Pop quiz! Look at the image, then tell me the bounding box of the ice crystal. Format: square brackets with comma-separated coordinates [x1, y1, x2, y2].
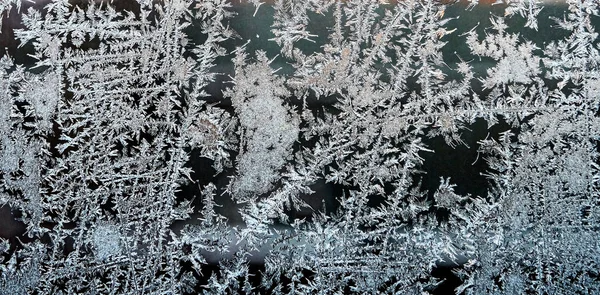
[0, 0, 599, 294]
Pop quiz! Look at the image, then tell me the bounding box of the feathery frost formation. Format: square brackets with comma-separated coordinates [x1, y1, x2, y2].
[0, 0, 599, 294]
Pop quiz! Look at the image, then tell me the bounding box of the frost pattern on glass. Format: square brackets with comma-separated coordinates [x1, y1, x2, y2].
[0, 0, 599, 294]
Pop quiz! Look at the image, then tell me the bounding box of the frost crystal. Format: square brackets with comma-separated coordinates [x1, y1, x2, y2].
[92, 224, 122, 261]
[0, 0, 599, 294]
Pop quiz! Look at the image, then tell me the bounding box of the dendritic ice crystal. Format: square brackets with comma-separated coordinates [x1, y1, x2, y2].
[0, 0, 599, 294]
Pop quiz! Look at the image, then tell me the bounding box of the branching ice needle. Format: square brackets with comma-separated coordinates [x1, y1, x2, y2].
[252, 2, 262, 17]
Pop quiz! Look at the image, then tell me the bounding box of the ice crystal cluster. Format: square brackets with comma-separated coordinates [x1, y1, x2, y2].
[0, 0, 599, 294]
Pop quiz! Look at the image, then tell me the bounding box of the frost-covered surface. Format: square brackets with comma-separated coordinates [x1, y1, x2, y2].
[0, 0, 599, 294]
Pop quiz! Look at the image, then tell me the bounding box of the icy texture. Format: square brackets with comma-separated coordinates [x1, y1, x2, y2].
[0, 0, 599, 294]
